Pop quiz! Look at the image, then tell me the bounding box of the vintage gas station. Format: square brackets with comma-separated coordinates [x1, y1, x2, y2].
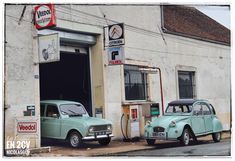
[4, 4, 231, 152]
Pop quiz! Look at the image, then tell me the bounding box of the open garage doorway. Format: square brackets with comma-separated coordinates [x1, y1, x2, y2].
[39, 49, 92, 116]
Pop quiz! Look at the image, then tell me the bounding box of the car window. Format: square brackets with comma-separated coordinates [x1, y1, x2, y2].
[46, 105, 59, 117]
[165, 105, 192, 114]
[193, 104, 203, 115]
[59, 104, 87, 116]
[201, 103, 211, 115]
[40, 104, 45, 117]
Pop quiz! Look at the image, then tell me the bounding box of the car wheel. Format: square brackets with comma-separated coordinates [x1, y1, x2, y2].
[98, 137, 111, 146]
[212, 132, 221, 142]
[69, 131, 82, 148]
[146, 139, 155, 145]
[180, 128, 190, 146]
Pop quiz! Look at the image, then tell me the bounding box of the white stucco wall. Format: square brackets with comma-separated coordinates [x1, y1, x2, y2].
[5, 5, 40, 148]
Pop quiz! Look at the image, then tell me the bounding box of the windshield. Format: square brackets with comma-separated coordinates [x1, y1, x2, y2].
[165, 104, 192, 115]
[59, 104, 87, 117]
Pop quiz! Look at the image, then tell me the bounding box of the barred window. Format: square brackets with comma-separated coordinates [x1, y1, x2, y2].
[124, 65, 148, 100]
[178, 71, 196, 99]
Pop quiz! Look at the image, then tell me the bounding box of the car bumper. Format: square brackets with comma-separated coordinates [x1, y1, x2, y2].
[82, 134, 114, 140]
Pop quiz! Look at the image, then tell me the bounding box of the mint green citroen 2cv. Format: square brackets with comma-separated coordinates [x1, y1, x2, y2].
[145, 99, 223, 146]
[40, 100, 113, 148]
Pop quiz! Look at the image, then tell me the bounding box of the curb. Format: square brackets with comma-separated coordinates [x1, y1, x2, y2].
[29, 146, 51, 155]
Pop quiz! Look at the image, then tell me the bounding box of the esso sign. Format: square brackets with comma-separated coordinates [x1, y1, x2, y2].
[34, 4, 56, 30]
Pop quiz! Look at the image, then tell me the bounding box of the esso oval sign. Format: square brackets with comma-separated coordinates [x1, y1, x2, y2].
[34, 4, 56, 30]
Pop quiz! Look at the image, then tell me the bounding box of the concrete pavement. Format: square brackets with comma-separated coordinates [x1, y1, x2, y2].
[29, 131, 231, 157]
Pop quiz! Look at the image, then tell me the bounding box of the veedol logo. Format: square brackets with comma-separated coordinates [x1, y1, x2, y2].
[35, 5, 52, 28]
[17, 122, 37, 133]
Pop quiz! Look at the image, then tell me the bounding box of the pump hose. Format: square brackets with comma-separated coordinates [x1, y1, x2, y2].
[120, 113, 127, 139]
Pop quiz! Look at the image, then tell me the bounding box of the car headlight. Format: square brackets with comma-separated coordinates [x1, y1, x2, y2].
[169, 121, 176, 127]
[107, 125, 112, 131]
[88, 127, 94, 133]
[146, 120, 152, 127]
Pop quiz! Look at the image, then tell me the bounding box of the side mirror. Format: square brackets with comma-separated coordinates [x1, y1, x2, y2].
[52, 113, 59, 118]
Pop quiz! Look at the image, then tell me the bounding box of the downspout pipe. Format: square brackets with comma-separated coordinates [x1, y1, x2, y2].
[156, 67, 164, 115]
[160, 5, 230, 46]
[136, 65, 165, 115]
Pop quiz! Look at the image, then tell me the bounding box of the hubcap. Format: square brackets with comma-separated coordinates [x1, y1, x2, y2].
[184, 130, 189, 145]
[70, 134, 79, 147]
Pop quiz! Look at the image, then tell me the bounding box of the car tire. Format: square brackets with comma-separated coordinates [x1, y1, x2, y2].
[212, 132, 221, 142]
[146, 139, 155, 145]
[69, 131, 82, 148]
[180, 128, 190, 146]
[98, 137, 111, 146]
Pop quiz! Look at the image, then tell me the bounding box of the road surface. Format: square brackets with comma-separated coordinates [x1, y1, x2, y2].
[109, 139, 231, 157]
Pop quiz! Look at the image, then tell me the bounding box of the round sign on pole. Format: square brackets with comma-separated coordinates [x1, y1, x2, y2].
[34, 4, 56, 30]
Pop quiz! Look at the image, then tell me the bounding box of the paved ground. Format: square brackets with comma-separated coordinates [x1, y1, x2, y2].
[30, 132, 231, 157]
[109, 139, 231, 157]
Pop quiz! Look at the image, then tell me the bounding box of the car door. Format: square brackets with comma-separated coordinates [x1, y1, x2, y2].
[191, 103, 206, 135]
[40, 103, 46, 137]
[201, 103, 213, 133]
[41, 104, 61, 138]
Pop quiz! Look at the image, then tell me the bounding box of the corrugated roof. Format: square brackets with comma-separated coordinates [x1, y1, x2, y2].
[162, 5, 230, 45]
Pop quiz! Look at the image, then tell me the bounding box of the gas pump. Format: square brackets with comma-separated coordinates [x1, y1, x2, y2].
[129, 105, 140, 138]
[150, 103, 160, 118]
[121, 105, 140, 141]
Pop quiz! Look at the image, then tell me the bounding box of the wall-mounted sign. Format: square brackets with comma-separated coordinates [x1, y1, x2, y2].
[108, 47, 125, 65]
[23, 105, 35, 116]
[38, 33, 60, 63]
[34, 4, 56, 30]
[17, 122, 37, 134]
[105, 23, 125, 47]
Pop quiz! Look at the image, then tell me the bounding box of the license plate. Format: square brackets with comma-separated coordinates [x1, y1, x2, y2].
[152, 132, 166, 139]
[95, 131, 106, 135]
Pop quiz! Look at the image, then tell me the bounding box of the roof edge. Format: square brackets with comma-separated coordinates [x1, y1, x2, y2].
[160, 5, 231, 46]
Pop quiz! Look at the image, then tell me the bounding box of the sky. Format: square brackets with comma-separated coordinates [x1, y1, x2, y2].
[194, 6, 230, 29]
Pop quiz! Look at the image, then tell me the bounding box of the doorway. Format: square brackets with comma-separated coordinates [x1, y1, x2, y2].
[39, 50, 92, 115]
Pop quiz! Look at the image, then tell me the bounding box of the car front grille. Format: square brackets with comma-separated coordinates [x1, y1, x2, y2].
[153, 126, 165, 132]
[93, 125, 108, 131]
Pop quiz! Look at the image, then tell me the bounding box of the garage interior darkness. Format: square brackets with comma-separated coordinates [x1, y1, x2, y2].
[39, 51, 92, 116]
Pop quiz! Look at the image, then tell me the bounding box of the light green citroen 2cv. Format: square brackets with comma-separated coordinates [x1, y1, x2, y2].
[145, 99, 223, 146]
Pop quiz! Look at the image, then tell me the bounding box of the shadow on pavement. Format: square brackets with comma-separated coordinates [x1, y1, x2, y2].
[41, 138, 111, 150]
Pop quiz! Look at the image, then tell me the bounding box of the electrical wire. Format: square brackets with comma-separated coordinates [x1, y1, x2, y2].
[5, 5, 230, 50]
[5, 14, 32, 23]
[55, 6, 163, 37]
[6, 13, 229, 60]
[55, 6, 230, 50]
[5, 6, 230, 59]
[125, 46, 230, 59]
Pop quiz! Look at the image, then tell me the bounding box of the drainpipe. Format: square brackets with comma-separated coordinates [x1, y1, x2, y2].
[138, 65, 164, 115]
[156, 67, 164, 115]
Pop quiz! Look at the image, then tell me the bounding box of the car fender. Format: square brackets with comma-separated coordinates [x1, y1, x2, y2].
[60, 121, 87, 139]
[167, 121, 192, 139]
[212, 117, 223, 133]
